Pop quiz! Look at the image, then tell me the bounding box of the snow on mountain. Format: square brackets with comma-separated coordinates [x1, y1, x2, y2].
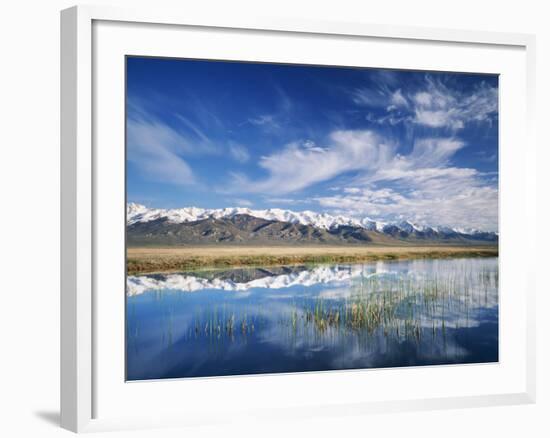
[126, 202, 368, 230]
[126, 203, 496, 236]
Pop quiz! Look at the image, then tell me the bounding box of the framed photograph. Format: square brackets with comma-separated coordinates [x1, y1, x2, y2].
[61, 5, 536, 432]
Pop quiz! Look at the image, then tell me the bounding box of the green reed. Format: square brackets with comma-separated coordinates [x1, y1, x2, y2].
[179, 261, 498, 345]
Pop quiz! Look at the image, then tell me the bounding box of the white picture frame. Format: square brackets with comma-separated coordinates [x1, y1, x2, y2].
[60, 4, 537, 433]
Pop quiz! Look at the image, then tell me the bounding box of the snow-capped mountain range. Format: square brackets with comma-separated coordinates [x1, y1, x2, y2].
[127, 203, 496, 237]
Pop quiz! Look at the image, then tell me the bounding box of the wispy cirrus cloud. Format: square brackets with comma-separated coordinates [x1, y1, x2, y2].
[352, 71, 407, 111]
[228, 130, 396, 194]
[128, 101, 254, 185]
[229, 143, 250, 163]
[127, 116, 197, 186]
[247, 114, 280, 129]
[243, 83, 294, 133]
[228, 132, 466, 197]
[412, 77, 498, 130]
[354, 74, 498, 131]
[388, 89, 409, 109]
[174, 114, 212, 144]
[127, 97, 227, 186]
[352, 87, 393, 108]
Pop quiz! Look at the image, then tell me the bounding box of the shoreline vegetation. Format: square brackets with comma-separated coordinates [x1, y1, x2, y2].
[126, 245, 499, 275]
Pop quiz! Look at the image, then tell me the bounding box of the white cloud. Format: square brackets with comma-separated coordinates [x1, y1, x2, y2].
[354, 74, 498, 131]
[349, 137, 466, 186]
[314, 137, 497, 230]
[247, 114, 280, 130]
[411, 77, 497, 130]
[414, 110, 464, 129]
[127, 118, 195, 185]
[233, 198, 253, 207]
[343, 187, 362, 194]
[413, 91, 432, 106]
[229, 143, 250, 163]
[353, 71, 402, 108]
[245, 86, 294, 132]
[366, 112, 410, 126]
[265, 197, 301, 204]
[408, 138, 464, 166]
[352, 88, 390, 108]
[175, 114, 211, 144]
[390, 89, 409, 108]
[316, 181, 498, 231]
[229, 131, 396, 194]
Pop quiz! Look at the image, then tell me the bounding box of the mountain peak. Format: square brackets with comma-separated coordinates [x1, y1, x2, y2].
[126, 203, 497, 238]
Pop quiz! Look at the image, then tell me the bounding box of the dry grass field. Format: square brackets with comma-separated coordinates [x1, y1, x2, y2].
[127, 245, 499, 275]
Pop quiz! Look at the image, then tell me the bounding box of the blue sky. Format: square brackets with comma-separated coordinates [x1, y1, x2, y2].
[127, 57, 498, 230]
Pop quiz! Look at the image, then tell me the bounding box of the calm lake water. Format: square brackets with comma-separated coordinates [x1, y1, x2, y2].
[126, 257, 498, 380]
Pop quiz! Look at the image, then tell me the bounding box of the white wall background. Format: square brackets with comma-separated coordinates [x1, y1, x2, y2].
[0, 1, 547, 437]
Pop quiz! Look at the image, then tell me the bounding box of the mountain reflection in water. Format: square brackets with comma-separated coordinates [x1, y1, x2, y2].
[126, 257, 498, 380]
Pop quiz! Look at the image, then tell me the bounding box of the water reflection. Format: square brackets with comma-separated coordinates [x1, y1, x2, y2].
[126, 257, 498, 380]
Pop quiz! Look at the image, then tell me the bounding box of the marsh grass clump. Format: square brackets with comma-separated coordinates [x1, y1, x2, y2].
[188, 306, 259, 342]
[301, 287, 400, 335]
[303, 300, 341, 332]
[295, 261, 498, 343]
